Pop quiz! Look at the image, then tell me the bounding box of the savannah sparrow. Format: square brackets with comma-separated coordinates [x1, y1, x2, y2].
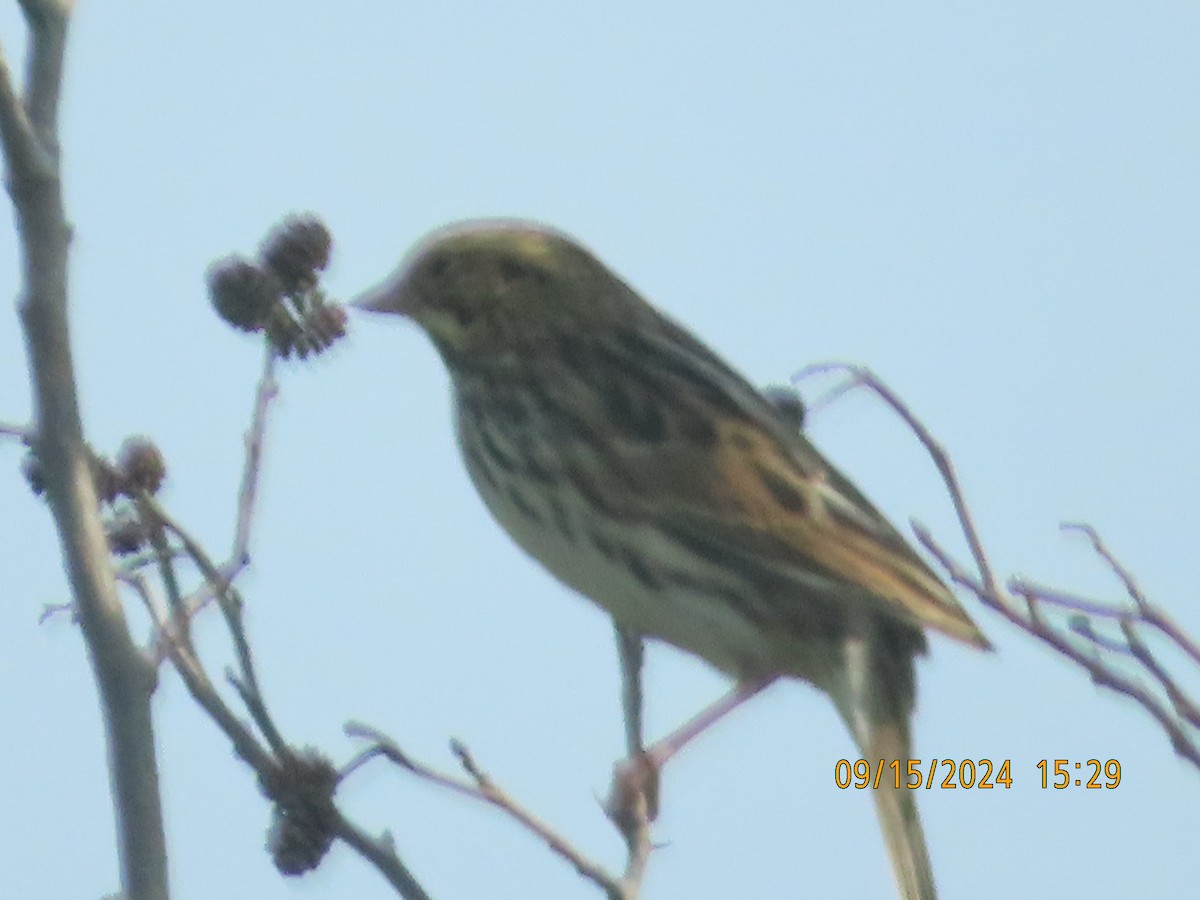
[354, 220, 989, 900]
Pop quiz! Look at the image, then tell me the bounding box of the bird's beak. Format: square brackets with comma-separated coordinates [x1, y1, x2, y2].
[350, 269, 414, 317]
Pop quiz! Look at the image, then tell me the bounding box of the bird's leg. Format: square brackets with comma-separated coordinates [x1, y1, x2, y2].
[607, 674, 778, 823]
[642, 674, 778, 768]
[614, 624, 646, 759]
[607, 624, 654, 843]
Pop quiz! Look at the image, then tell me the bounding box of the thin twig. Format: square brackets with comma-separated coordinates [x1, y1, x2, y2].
[139, 492, 288, 755]
[926, 532, 1200, 772]
[792, 362, 1000, 596]
[148, 559, 244, 664]
[135, 495, 435, 897]
[117, 570, 161, 624]
[155, 607, 279, 777]
[798, 363, 1200, 773]
[142, 354, 276, 665]
[143, 354, 277, 660]
[0, 418, 33, 440]
[1008, 580, 1134, 620]
[137, 571, 285, 803]
[918, 525, 1200, 771]
[615, 784, 651, 896]
[330, 811, 434, 900]
[37, 600, 73, 624]
[1063, 523, 1149, 608]
[1064, 523, 1200, 668]
[1119, 619, 1200, 729]
[134, 495, 189, 646]
[1066, 615, 1135, 655]
[233, 348, 278, 563]
[345, 722, 638, 900]
[147, 570, 436, 898]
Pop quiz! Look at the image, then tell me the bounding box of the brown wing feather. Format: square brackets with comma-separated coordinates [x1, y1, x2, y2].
[558, 312, 990, 650]
[604, 418, 988, 648]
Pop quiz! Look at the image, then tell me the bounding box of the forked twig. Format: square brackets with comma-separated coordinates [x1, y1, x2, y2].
[147, 351, 278, 663]
[793, 361, 1200, 772]
[793, 362, 999, 596]
[344, 722, 650, 900]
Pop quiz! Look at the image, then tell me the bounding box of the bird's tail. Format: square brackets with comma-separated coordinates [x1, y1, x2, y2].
[855, 718, 936, 900]
[829, 631, 937, 900]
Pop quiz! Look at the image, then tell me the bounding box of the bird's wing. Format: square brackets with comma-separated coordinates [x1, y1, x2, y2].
[646, 419, 989, 649]
[554, 316, 989, 650]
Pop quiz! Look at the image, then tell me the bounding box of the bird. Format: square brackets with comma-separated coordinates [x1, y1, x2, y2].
[352, 219, 989, 899]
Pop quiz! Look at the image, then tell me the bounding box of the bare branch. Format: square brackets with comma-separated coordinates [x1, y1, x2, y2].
[148, 557, 244, 664]
[153, 605, 279, 777]
[792, 362, 1000, 596]
[0, 41, 50, 185]
[1008, 581, 1134, 620]
[7, 3, 171, 896]
[793, 363, 1200, 773]
[8, 8, 423, 894]
[139, 491, 289, 754]
[346, 722, 644, 900]
[131, 503, 435, 896]
[1067, 615, 1135, 655]
[330, 812, 434, 900]
[918, 528, 1197, 763]
[17, 1, 72, 143]
[1064, 522, 1200, 668]
[232, 348, 277, 562]
[0, 418, 32, 440]
[1120, 619, 1200, 729]
[134, 495, 190, 646]
[37, 599, 72, 623]
[145, 353, 277, 665]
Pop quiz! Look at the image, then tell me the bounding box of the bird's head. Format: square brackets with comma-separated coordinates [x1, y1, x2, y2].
[353, 220, 635, 366]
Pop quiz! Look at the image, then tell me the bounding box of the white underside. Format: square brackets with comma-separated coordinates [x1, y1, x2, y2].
[458, 450, 849, 683]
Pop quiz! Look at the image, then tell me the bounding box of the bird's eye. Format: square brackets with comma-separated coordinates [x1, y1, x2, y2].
[427, 255, 452, 279]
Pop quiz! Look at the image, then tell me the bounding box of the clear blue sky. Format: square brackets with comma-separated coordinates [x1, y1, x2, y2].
[1, 3, 1197, 898]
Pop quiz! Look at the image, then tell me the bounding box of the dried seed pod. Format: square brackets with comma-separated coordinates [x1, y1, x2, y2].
[208, 256, 284, 332]
[90, 454, 124, 504]
[116, 436, 167, 495]
[261, 215, 333, 295]
[105, 513, 149, 556]
[264, 749, 339, 876]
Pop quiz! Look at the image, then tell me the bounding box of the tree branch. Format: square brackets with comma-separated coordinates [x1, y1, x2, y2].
[7, 4, 170, 898]
[17, 0, 72, 149]
[232, 348, 277, 562]
[345, 722, 650, 900]
[331, 812, 433, 900]
[0, 418, 32, 440]
[793, 362, 1200, 773]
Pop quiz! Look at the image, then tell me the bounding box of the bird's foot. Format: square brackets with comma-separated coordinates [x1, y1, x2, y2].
[606, 749, 661, 829]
